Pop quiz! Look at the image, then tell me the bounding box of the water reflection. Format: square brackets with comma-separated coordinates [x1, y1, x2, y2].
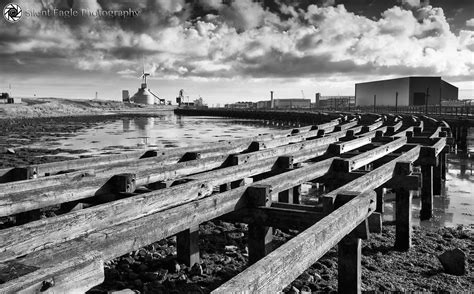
[29, 112, 284, 155]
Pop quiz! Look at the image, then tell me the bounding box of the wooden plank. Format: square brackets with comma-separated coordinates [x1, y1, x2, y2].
[0, 156, 334, 263]
[328, 135, 374, 155]
[332, 137, 407, 172]
[0, 154, 230, 217]
[212, 191, 376, 293]
[253, 129, 344, 150]
[232, 135, 339, 165]
[0, 252, 104, 293]
[360, 120, 384, 132]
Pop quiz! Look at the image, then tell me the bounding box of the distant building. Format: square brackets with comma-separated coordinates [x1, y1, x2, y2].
[355, 77, 458, 106]
[225, 101, 256, 109]
[256, 98, 311, 109]
[312, 96, 355, 109]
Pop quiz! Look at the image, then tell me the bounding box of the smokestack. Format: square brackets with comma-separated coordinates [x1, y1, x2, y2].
[270, 91, 274, 109]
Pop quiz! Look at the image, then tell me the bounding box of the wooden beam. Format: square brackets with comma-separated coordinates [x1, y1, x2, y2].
[0, 252, 104, 293]
[212, 191, 376, 293]
[331, 137, 407, 172]
[322, 145, 420, 212]
[328, 135, 373, 155]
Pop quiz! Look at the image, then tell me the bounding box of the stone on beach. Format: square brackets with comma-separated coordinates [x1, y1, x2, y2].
[437, 248, 467, 276]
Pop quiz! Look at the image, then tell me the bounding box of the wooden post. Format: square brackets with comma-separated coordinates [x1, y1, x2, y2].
[277, 156, 300, 204]
[373, 95, 376, 113]
[335, 192, 364, 294]
[440, 151, 447, 180]
[395, 91, 398, 113]
[338, 236, 361, 294]
[247, 184, 273, 265]
[177, 224, 200, 267]
[368, 212, 382, 233]
[393, 188, 413, 251]
[420, 165, 433, 220]
[374, 187, 385, 214]
[433, 160, 442, 195]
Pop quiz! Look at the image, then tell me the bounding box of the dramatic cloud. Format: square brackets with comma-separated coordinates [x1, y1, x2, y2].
[0, 0, 473, 100]
[467, 18, 474, 27]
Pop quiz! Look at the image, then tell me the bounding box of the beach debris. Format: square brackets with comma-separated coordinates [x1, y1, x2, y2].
[437, 248, 467, 275]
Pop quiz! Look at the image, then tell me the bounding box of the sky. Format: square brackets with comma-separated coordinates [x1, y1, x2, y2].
[0, 0, 473, 105]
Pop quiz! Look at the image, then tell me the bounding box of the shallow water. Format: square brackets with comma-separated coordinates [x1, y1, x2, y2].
[384, 128, 474, 230]
[29, 113, 284, 155]
[30, 113, 473, 229]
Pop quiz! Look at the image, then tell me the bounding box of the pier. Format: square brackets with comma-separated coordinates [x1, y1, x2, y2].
[0, 110, 455, 293]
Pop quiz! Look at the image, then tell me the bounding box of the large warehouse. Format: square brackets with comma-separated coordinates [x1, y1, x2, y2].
[355, 77, 458, 106]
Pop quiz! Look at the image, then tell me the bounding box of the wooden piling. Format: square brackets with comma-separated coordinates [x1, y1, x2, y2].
[247, 185, 273, 265]
[338, 236, 362, 294]
[433, 160, 442, 195]
[394, 188, 413, 251]
[374, 187, 385, 214]
[177, 224, 200, 267]
[420, 165, 433, 220]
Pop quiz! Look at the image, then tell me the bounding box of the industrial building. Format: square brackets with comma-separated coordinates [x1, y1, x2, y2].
[225, 101, 256, 109]
[256, 91, 311, 109]
[355, 77, 458, 107]
[312, 95, 355, 109]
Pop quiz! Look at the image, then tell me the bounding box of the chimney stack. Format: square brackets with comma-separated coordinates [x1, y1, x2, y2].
[270, 91, 274, 109]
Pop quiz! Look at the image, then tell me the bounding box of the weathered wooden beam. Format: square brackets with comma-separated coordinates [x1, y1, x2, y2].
[232, 135, 338, 165]
[0, 154, 229, 217]
[331, 137, 407, 172]
[0, 156, 334, 263]
[0, 252, 104, 293]
[252, 129, 345, 150]
[322, 145, 420, 213]
[328, 135, 373, 155]
[360, 120, 384, 133]
[212, 191, 376, 293]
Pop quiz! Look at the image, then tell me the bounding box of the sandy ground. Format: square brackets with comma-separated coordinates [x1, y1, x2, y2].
[0, 97, 174, 119]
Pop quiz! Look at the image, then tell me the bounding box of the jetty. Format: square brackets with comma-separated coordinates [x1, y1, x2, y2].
[0, 109, 460, 293]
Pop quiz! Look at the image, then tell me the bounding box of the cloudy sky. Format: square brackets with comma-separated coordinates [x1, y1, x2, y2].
[0, 0, 473, 104]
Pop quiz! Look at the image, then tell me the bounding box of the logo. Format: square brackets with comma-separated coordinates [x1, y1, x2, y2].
[4, 3, 22, 23]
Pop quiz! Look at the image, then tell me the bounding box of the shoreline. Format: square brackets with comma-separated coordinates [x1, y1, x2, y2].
[0, 97, 176, 119]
